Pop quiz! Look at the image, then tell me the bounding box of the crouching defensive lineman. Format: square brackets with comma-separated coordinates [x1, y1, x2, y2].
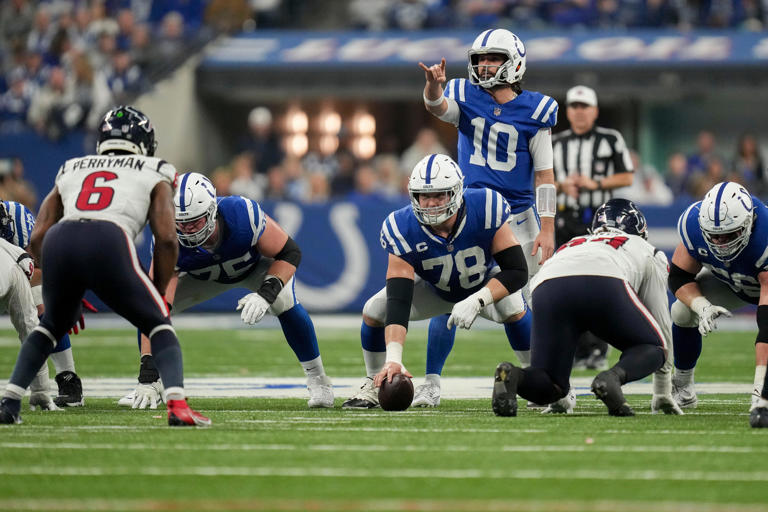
[492, 199, 681, 417]
[343, 153, 529, 408]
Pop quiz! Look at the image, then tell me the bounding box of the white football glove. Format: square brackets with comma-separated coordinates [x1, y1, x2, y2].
[16, 253, 34, 280]
[447, 288, 492, 330]
[132, 381, 163, 409]
[690, 297, 731, 336]
[237, 292, 270, 325]
[651, 394, 684, 415]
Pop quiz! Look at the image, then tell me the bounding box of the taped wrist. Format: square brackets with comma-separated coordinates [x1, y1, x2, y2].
[275, 236, 301, 267]
[535, 183, 556, 218]
[756, 305, 768, 345]
[669, 262, 697, 295]
[257, 275, 284, 305]
[138, 354, 159, 384]
[386, 277, 414, 329]
[492, 245, 529, 293]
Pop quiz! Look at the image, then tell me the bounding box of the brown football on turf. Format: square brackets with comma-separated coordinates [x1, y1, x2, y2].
[378, 373, 414, 411]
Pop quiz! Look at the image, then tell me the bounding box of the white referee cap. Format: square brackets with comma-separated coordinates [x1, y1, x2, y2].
[566, 85, 598, 107]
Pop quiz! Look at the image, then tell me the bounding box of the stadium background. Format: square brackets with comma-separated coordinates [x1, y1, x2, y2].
[2, 0, 768, 313]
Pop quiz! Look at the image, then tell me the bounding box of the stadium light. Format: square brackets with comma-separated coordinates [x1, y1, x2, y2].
[284, 133, 308, 157]
[351, 135, 376, 160]
[351, 111, 375, 136]
[284, 108, 308, 134]
[317, 111, 341, 135]
[319, 134, 339, 155]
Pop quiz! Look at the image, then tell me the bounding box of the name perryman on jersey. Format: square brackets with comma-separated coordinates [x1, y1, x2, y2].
[71, 156, 146, 171]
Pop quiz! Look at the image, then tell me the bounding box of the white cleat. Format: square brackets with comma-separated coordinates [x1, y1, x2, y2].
[342, 377, 379, 409]
[672, 382, 698, 409]
[542, 388, 576, 414]
[651, 394, 684, 415]
[411, 382, 441, 407]
[307, 375, 334, 408]
[29, 392, 61, 411]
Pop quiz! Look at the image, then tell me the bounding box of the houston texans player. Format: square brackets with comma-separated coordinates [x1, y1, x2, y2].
[0, 105, 210, 426]
[1, 200, 84, 409]
[669, 181, 768, 427]
[414, 29, 557, 406]
[118, 172, 334, 410]
[492, 199, 680, 417]
[343, 154, 529, 408]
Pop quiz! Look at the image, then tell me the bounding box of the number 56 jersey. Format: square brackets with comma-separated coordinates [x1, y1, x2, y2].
[55, 154, 177, 240]
[379, 188, 512, 303]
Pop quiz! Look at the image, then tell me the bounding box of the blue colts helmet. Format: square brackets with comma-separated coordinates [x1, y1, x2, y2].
[591, 198, 648, 240]
[97, 105, 157, 157]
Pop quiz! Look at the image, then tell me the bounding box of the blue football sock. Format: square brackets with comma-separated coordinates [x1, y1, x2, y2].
[426, 314, 456, 376]
[279, 304, 320, 362]
[361, 322, 385, 352]
[504, 309, 531, 351]
[51, 332, 71, 353]
[673, 324, 702, 370]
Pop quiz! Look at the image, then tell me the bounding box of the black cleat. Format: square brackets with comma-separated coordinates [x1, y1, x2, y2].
[750, 407, 768, 428]
[492, 362, 521, 417]
[591, 370, 634, 416]
[0, 397, 22, 424]
[53, 371, 84, 407]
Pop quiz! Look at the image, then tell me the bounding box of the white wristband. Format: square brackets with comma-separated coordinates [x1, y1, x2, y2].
[472, 287, 494, 308]
[423, 92, 444, 107]
[385, 342, 403, 365]
[690, 296, 712, 316]
[31, 285, 43, 306]
[535, 183, 556, 218]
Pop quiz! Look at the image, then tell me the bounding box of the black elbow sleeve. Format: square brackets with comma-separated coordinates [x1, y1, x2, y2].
[385, 277, 414, 329]
[668, 262, 697, 295]
[492, 245, 529, 294]
[275, 236, 301, 267]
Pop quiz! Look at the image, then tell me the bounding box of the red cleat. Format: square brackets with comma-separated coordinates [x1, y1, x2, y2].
[167, 399, 212, 427]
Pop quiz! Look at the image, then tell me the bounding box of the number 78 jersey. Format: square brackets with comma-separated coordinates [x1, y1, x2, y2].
[56, 154, 177, 240]
[443, 79, 558, 212]
[380, 188, 511, 303]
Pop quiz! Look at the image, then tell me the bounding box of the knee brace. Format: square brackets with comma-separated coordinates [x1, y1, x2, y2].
[671, 300, 698, 328]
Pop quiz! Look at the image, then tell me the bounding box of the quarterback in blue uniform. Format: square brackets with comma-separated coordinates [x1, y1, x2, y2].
[668, 181, 768, 427]
[0, 200, 82, 409]
[119, 173, 334, 409]
[412, 29, 557, 406]
[343, 154, 529, 408]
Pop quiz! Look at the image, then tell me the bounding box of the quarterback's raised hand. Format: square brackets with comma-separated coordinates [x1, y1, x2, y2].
[419, 58, 447, 85]
[237, 292, 270, 325]
[690, 297, 731, 336]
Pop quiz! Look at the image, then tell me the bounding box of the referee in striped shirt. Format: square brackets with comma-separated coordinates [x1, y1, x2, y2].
[553, 85, 634, 369]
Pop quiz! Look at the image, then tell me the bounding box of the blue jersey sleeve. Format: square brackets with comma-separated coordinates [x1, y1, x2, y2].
[379, 210, 414, 257]
[479, 190, 512, 230]
[526, 92, 558, 129]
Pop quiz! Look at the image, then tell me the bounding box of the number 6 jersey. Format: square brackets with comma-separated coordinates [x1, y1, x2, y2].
[55, 154, 177, 240]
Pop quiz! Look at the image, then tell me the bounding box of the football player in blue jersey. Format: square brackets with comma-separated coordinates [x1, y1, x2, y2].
[118, 173, 334, 409]
[0, 200, 84, 409]
[342, 154, 529, 408]
[412, 29, 557, 406]
[668, 181, 768, 427]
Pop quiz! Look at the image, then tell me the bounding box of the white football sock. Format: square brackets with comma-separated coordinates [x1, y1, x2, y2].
[301, 356, 325, 378]
[515, 350, 531, 367]
[363, 349, 386, 378]
[50, 348, 76, 374]
[424, 373, 441, 386]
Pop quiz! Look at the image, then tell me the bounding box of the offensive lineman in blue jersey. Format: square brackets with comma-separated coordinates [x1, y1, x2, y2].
[0, 200, 84, 409]
[668, 181, 768, 428]
[410, 29, 557, 406]
[118, 173, 335, 409]
[342, 154, 529, 408]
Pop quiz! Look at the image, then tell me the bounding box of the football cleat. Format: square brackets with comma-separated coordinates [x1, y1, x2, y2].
[585, 350, 608, 371]
[492, 361, 522, 417]
[542, 388, 576, 414]
[29, 392, 61, 411]
[307, 375, 334, 408]
[412, 382, 441, 407]
[0, 397, 22, 424]
[750, 407, 768, 428]
[53, 371, 84, 407]
[671, 381, 698, 409]
[591, 370, 634, 416]
[342, 377, 379, 409]
[651, 394, 684, 415]
[167, 399, 211, 427]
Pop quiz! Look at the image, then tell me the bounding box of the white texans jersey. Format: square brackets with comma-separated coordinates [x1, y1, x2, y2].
[531, 229, 672, 346]
[55, 154, 177, 240]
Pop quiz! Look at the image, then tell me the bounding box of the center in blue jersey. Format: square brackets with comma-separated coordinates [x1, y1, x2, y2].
[443, 79, 558, 213]
[678, 195, 768, 303]
[176, 196, 267, 284]
[379, 188, 511, 303]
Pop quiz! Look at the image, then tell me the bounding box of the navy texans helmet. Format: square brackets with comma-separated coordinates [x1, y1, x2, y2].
[97, 105, 157, 156]
[591, 198, 648, 240]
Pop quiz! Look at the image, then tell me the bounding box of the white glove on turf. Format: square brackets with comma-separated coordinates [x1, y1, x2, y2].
[237, 292, 270, 325]
[132, 381, 163, 409]
[447, 287, 493, 330]
[651, 394, 684, 415]
[690, 297, 731, 336]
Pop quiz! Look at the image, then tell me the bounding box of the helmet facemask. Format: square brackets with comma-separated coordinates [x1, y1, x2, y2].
[0, 202, 13, 242]
[468, 51, 515, 89]
[408, 154, 464, 226]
